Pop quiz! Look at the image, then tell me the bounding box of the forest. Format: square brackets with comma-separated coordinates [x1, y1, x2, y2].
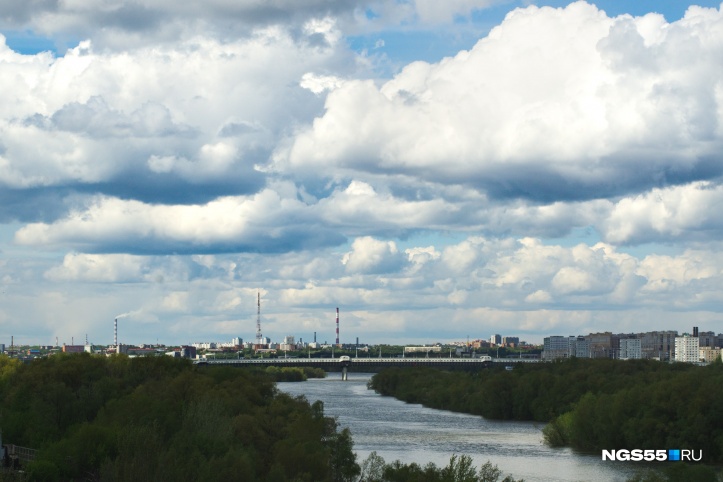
[0, 354, 358, 481]
[368, 358, 723, 466]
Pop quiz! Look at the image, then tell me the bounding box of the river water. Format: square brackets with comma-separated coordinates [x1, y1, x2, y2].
[278, 372, 638, 482]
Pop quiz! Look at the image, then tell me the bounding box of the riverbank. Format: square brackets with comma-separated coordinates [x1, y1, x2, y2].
[366, 360, 723, 480]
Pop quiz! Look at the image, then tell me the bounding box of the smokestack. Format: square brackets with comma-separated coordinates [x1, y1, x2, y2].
[114, 318, 118, 347]
[314, 332, 317, 343]
[336, 307, 339, 346]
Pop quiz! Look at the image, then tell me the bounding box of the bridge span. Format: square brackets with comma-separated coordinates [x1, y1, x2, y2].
[194, 356, 538, 379]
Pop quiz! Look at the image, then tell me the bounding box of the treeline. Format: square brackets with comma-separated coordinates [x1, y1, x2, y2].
[369, 359, 723, 463]
[357, 453, 522, 482]
[0, 354, 355, 481]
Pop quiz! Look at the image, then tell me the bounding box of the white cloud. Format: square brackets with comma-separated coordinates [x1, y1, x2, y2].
[342, 236, 403, 274]
[599, 182, 723, 244]
[44, 253, 148, 282]
[14, 189, 342, 253]
[280, 2, 723, 202]
[0, 28, 348, 193]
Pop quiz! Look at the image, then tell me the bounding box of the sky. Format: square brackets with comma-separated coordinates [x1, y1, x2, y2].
[1, 0, 723, 347]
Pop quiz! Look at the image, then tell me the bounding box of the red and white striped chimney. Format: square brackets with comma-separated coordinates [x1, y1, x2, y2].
[336, 307, 339, 346]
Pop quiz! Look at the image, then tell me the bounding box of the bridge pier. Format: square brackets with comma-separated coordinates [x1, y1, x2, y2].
[341, 366, 348, 381]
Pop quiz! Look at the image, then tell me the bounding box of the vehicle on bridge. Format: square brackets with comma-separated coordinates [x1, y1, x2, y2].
[339, 356, 350, 362]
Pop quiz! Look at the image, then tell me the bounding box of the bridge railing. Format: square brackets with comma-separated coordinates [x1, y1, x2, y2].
[5, 444, 37, 464]
[193, 357, 539, 366]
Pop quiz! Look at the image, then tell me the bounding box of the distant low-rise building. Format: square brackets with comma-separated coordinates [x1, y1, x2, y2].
[404, 346, 442, 355]
[180, 346, 197, 359]
[472, 339, 490, 349]
[126, 348, 158, 357]
[699, 347, 721, 364]
[279, 336, 299, 352]
[62, 344, 85, 353]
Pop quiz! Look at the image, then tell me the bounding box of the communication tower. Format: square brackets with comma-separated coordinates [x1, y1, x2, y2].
[255, 292, 263, 345]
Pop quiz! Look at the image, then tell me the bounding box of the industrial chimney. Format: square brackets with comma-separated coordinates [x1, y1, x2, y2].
[336, 307, 340, 346]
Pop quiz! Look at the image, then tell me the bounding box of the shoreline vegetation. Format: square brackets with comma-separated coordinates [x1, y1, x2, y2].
[0, 353, 523, 482]
[368, 359, 723, 481]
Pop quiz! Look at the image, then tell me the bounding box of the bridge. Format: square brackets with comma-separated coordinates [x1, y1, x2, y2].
[193, 356, 538, 379]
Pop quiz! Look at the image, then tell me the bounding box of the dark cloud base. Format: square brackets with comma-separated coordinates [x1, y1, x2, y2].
[81, 170, 266, 206]
[0, 186, 74, 223]
[82, 228, 347, 256]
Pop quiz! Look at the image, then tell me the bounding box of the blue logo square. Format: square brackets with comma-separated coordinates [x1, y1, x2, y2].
[668, 449, 680, 461]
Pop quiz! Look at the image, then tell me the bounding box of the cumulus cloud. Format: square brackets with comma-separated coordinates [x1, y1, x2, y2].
[0, 27, 347, 208]
[45, 253, 149, 282]
[342, 236, 404, 274]
[598, 181, 723, 244]
[14, 189, 345, 254]
[280, 2, 723, 202]
[0, 0, 510, 51]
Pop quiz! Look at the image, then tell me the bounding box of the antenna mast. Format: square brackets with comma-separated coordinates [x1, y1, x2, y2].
[336, 307, 340, 346]
[255, 292, 263, 345]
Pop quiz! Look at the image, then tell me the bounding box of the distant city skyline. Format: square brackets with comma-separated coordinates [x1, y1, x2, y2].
[2, 1, 723, 346]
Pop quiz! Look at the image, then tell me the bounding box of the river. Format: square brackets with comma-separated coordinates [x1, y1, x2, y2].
[278, 372, 638, 482]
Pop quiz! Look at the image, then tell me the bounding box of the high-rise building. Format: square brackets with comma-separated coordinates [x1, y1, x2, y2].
[699, 331, 716, 348]
[585, 332, 619, 359]
[639, 331, 677, 360]
[675, 334, 700, 363]
[574, 336, 589, 358]
[619, 338, 642, 360]
[490, 334, 501, 345]
[543, 336, 576, 360]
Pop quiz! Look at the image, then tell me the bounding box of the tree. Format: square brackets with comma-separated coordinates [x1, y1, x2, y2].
[441, 455, 477, 482]
[328, 428, 360, 482]
[359, 451, 386, 482]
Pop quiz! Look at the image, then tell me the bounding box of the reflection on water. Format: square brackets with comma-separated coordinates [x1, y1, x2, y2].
[278, 372, 637, 482]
